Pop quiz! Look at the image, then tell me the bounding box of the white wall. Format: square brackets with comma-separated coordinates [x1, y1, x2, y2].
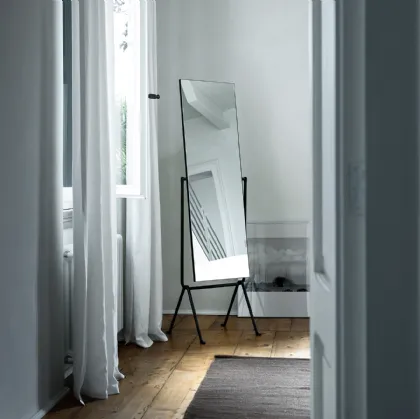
[157, 0, 311, 312]
[0, 1, 65, 418]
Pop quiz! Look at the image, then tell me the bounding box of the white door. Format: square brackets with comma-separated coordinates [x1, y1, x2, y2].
[310, 0, 338, 418]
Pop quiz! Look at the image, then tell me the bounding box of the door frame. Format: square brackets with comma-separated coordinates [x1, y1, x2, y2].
[310, 0, 368, 417]
[330, 0, 367, 417]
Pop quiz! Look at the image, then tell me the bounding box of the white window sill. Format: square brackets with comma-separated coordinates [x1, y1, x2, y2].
[62, 184, 146, 229]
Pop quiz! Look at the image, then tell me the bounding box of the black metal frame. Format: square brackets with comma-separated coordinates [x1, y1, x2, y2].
[166, 177, 261, 344]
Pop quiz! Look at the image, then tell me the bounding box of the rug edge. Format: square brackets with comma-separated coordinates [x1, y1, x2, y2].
[214, 355, 310, 361]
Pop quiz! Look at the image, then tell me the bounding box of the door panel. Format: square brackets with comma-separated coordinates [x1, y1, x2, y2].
[311, 0, 337, 418]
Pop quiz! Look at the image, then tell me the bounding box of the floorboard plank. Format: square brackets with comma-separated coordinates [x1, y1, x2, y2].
[257, 317, 292, 332]
[272, 331, 310, 358]
[187, 330, 242, 355]
[141, 369, 201, 419]
[291, 318, 310, 332]
[175, 315, 218, 331]
[208, 316, 257, 331]
[234, 331, 276, 357]
[162, 314, 185, 331]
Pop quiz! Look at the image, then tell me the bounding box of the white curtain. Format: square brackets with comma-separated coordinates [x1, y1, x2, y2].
[124, 0, 167, 348]
[71, 0, 124, 402]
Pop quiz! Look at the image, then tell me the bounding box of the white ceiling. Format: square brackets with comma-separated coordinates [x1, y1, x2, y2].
[194, 81, 236, 111]
[181, 80, 236, 121]
[182, 100, 202, 120]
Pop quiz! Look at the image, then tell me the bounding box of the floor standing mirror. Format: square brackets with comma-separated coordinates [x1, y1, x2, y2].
[167, 79, 261, 344]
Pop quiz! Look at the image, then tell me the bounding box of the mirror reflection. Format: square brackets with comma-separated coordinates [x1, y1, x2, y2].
[180, 80, 250, 282]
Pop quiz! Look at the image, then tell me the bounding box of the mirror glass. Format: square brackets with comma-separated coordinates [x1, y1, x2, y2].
[180, 79, 250, 282]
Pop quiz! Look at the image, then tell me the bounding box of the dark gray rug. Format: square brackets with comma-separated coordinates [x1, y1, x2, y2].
[184, 356, 310, 419]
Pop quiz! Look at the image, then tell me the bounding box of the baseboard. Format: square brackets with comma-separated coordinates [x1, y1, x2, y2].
[163, 309, 238, 316]
[29, 388, 70, 419]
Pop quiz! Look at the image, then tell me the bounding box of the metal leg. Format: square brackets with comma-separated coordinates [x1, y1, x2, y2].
[167, 287, 185, 335]
[221, 283, 239, 328]
[240, 280, 261, 337]
[186, 287, 206, 344]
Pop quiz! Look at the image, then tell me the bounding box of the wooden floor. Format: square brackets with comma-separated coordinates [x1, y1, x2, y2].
[47, 315, 310, 419]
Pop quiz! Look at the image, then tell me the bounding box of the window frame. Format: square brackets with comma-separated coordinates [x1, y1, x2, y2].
[62, 0, 148, 210]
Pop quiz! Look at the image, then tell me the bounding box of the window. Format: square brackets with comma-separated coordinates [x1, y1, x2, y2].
[62, 0, 147, 207]
[63, 0, 72, 210]
[113, 0, 148, 198]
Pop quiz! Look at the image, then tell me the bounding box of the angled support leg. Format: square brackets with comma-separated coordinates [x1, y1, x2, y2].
[221, 282, 240, 328]
[240, 280, 261, 337]
[167, 287, 185, 335]
[187, 287, 206, 344]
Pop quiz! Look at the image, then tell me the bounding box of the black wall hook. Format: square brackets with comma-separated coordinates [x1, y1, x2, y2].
[148, 93, 160, 99]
